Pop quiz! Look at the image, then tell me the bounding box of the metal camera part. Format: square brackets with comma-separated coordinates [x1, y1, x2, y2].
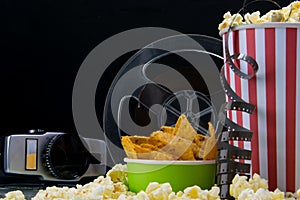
[3, 131, 106, 182]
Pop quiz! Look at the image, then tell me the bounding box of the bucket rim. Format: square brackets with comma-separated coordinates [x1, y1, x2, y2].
[219, 22, 300, 36]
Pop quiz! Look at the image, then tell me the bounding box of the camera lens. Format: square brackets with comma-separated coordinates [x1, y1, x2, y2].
[44, 134, 89, 180]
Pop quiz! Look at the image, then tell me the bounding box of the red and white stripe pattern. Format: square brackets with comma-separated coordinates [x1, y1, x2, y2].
[223, 26, 300, 192]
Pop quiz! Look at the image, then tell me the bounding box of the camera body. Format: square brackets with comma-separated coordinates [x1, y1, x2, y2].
[0, 130, 106, 183]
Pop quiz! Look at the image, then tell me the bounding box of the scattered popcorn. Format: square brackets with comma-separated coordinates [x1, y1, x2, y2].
[180, 185, 220, 200]
[1, 164, 300, 199]
[218, 1, 300, 30]
[230, 174, 286, 200]
[248, 173, 268, 191]
[230, 173, 251, 198]
[145, 182, 173, 200]
[0, 190, 25, 200]
[75, 176, 115, 199]
[32, 186, 77, 200]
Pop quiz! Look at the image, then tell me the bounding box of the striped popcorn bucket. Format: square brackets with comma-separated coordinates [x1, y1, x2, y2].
[220, 23, 300, 192]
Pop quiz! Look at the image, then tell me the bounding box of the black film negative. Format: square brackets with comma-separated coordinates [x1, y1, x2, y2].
[216, 2, 258, 199]
[217, 143, 252, 160]
[220, 131, 253, 142]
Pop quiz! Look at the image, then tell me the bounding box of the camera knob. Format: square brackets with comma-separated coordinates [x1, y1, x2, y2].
[29, 129, 45, 134]
[44, 134, 90, 180]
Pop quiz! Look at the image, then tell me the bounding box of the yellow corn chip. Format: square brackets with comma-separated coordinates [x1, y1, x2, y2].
[161, 126, 175, 135]
[173, 114, 196, 141]
[160, 136, 193, 160]
[149, 131, 174, 148]
[202, 122, 217, 160]
[133, 144, 155, 159]
[121, 136, 137, 159]
[129, 135, 149, 145]
[179, 147, 196, 160]
[140, 143, 159, 151]
[153, 151, 175, 160]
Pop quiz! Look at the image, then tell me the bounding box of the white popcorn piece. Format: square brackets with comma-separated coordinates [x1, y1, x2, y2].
[0, 190, 25, 200]
[249, 173, 268, 192]
[135, 191, 150, 200]
[283, 1, 300, 22]
[244, 11, 262, 24]
[208, 186, 221, 200]
[237, 188, 256, 200]
[255, 188, 273, 199]
[183, 185, 203, 199]
[218, 12, 244, 30]
[145, 182, 173, 200]
[179, 185, 220, 200]
[107, 164, 128, 184]
[117, 193, 127, 200]
[270, 188, 285, 200]
[145, 182, 161, 194]
[230, 174, 251, 198]
[261, 10, 285, 22]
[167, 192, 176, 200]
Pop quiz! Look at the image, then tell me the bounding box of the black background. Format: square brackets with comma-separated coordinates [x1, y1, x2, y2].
[0, 0, 290, 135]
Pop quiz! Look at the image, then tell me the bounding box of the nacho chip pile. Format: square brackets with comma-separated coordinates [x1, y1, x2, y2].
[121, 114, 217, 160]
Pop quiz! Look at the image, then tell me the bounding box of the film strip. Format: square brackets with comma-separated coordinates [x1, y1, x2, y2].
[216, 5, 259, 198]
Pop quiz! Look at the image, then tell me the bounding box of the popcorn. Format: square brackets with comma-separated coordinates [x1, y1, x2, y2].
[76, 176, 115, 199]
[218, 1, 300, 30]
[270, 188, 285, 200]
[1, 168, 299, 199]
[230, 174, 285, 200]
[244, 11, 263, 24]
[230, 173, 251, 198]
[263, 10, 285, 22]
[145, 182, 173, 200]
[107, 164, 128, 184]
[31, 164, 130, 200]
[180, 185, 220, 200]
[32, 186, 77, 200]
[218, 12, 244, 31]
[248, 173, 268, 191]
[0, 190, 25, 200]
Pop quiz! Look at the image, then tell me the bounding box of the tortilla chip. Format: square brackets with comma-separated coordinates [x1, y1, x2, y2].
[121, 136, 137, 159]
[179, 147, 196, 160]
[153, 151, 175, 160]
[133, 144, 156, 159]
[160, 136, 193, 160]
[140, 143, 159, 151]
[173, 114, 196, 141]
[190, 143, 201, 159]
[161, 126, 175, 135]
[202, 122, 217, 160]
[203, 144, 217, 160]
[194, 134, 207, 148]
[149, 131, 174, 147]
[129, 135, 149, 145]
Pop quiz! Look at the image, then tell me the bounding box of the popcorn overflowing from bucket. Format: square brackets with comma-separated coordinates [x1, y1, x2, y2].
[218, 1, 300, 30]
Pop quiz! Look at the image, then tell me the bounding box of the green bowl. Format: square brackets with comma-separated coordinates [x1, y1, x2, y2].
[124, 158, 216, 193]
